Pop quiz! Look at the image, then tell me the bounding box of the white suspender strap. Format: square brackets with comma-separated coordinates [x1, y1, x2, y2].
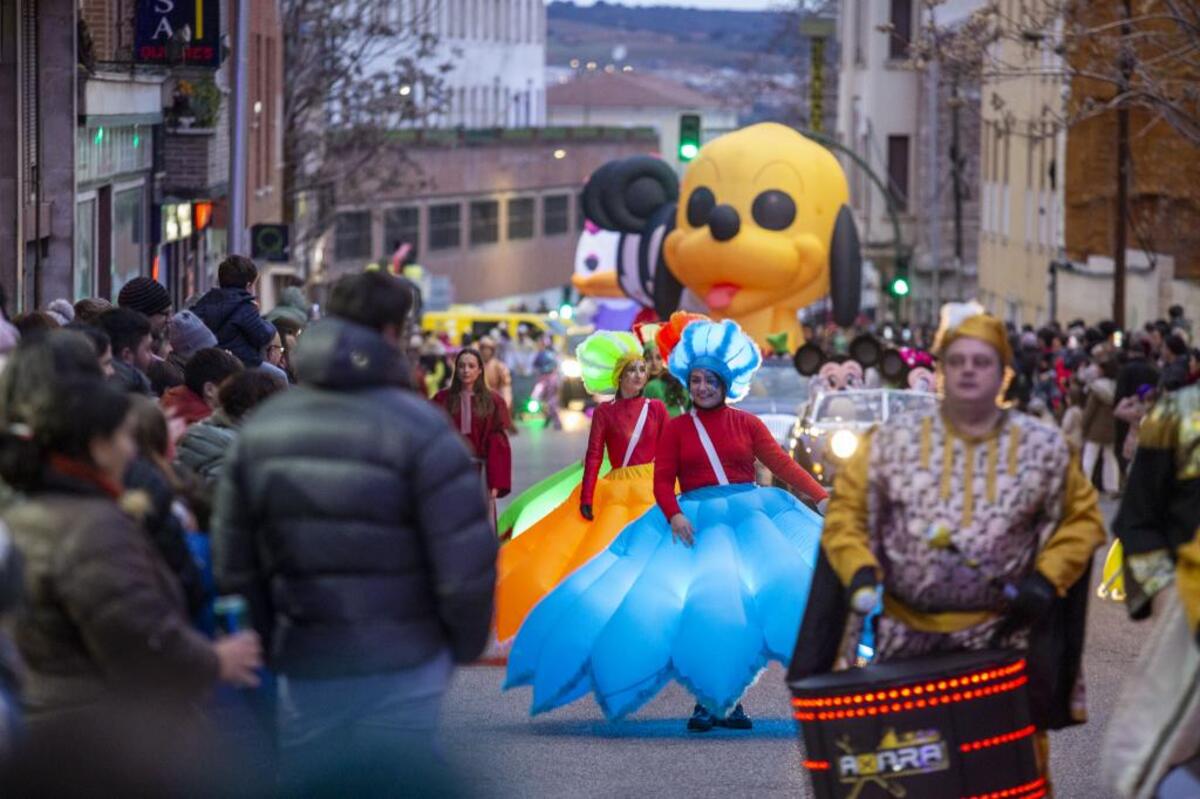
[689, 410, 729, 485]
[620, 400, 651, 468]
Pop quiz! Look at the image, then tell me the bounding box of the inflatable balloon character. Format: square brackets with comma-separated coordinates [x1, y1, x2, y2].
[572, 220, 641, 331]
[581, 123, 862, 349]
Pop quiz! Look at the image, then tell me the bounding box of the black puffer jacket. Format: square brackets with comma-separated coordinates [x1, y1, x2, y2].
[212, 317, 497, 678]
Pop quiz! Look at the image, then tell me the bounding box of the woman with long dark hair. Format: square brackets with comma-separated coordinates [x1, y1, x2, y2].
[0, 376, 262, 723]
[434, 348, 512, 513]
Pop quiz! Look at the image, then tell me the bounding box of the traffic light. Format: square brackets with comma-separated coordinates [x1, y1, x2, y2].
[678, 114, 701, 162]
[889, 275, 910, 297]
[888, 256, 911, 298]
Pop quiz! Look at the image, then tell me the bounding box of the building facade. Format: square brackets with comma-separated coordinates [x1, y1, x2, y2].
[836, 0, 984, 322]
[391, 0, 546, 128]
[976, 0, 1200, 328]
[546, 70, 738, 170]
[321, 128, 657, 305]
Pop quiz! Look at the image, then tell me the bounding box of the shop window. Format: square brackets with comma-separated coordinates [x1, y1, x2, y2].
[544, 194, 570, 236]
[507, 197, 535, 240]
[112, 186, 145, 297]
[469, 200, 499, 246]
[429, 203, 462, 250]
[335, 211, 372, 261]
[75, 198, 97, 300]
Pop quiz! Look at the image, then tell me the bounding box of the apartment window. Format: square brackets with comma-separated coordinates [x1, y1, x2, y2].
[469, 199, 499, 245]
[384, 206, 421, 259]
[335, 211, 372, 260]
[853, 0, 865, 65]
[888, 0, 913, 61]
[544, 194, 570, 236]
[507, 197, 535, 240]
[429, 203, 462, 250]
[886, 135, 910, 211]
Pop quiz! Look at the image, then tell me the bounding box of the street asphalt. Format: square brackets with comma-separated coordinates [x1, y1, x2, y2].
[442, 416, 1141, 798]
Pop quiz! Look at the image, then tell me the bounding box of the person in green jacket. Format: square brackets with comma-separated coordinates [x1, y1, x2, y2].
[640, 338, 689, 417]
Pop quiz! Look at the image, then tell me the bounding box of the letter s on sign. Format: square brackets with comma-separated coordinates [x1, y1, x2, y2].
[154, 0, 174, 13]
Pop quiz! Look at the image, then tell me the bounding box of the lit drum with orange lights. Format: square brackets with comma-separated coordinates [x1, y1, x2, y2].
[789, 650, 1044, 799]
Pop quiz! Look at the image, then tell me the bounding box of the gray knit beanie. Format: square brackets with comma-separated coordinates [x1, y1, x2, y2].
[168, 310, 218, 362]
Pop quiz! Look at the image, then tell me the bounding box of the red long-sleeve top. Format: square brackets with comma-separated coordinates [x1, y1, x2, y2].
[581, 396, 668, 506]
[433, 389, 512, 497]
[653, 404, 828, 520]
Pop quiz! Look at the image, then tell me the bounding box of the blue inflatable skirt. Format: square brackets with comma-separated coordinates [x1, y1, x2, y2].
[505, 483, 822, 719]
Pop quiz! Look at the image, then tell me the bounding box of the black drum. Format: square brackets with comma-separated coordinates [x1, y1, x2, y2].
[789, 650, 1044, 799]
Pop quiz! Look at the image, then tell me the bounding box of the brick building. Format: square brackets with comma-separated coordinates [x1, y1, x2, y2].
[977, 0, 1200, 327]
[0, 0, 282, 310]
[0, 0, 80, 310]
[321, 127, 658, 306]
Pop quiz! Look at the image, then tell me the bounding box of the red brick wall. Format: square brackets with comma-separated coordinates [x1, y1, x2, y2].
[1064, 0, 1200, 280]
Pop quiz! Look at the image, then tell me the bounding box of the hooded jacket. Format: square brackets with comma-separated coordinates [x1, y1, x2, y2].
[212, 317, 497, 678]
[175, 412, 237, 485]
[263, 286, 309, 327]
[191, 287, 276, 367]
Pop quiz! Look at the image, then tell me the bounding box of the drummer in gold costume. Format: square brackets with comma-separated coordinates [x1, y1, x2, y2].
[819, 302, 1106, 785]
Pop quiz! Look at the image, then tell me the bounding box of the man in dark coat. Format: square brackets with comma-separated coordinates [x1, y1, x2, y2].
[212, 271, 496, 790]
[190, 255, 277, 367]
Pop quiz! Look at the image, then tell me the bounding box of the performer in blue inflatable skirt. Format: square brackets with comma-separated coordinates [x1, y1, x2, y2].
[506, 317, 829, 732]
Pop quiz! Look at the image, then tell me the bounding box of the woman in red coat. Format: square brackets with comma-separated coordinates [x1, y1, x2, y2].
[434, 348, 512, 510]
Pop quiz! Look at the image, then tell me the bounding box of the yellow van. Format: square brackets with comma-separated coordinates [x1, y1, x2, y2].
[421, 308, 567, 349]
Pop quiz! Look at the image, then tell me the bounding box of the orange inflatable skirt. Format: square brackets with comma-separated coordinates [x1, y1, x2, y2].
[494, 463, 658, 642]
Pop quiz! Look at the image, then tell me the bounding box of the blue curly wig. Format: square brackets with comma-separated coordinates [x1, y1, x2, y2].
[667, 319, 762, 403]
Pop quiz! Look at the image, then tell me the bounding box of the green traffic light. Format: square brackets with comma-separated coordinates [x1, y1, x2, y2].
[679, 142, 699, 161]
[891, 277, 910, 297]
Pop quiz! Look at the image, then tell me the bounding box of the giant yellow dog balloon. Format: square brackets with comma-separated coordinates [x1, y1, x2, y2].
[579, 123, 862, 349]
[666, 123, 860, 348]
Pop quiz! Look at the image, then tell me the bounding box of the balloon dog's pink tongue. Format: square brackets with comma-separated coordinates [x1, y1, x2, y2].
[705, 283, 739, 310]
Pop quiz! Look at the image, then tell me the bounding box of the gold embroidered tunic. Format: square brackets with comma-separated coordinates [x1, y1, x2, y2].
[823, 408, 1105, 646]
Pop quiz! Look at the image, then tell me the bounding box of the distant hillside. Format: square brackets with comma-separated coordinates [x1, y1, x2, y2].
[547, 1, 804, 73]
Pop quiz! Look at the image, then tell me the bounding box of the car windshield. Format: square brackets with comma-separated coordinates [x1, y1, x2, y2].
[887, 391, 937, 417]
[743, 363, 809, 405]
[811, 391, 884, 425]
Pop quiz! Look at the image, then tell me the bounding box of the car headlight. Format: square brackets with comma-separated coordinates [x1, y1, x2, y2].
[560, 358, 582, 379]
[829, 429, 860, 460]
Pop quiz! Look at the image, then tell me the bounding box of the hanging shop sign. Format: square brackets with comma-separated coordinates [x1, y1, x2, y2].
[135, 0, 221, 68]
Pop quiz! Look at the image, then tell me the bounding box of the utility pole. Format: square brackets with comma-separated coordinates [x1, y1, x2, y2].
[229, 0, 251, 258]
[1113, 0, 1133, 329]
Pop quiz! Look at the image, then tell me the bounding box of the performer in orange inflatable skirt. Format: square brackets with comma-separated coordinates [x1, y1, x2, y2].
[493, 330, 668, 643]
[506, 317, 828, 732]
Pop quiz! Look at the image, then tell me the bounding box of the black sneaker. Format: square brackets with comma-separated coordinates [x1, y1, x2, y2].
[718, 704, 753, 730]
[687, 704, 716, 733]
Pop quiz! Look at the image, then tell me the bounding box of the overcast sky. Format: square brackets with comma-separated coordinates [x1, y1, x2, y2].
[553, 0, 784, 10]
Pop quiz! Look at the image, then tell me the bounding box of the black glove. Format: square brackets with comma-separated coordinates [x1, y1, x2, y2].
[848, 566, 879, 615]
[580, 504, 593, 521]
[1006, 571, 1056, 623]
